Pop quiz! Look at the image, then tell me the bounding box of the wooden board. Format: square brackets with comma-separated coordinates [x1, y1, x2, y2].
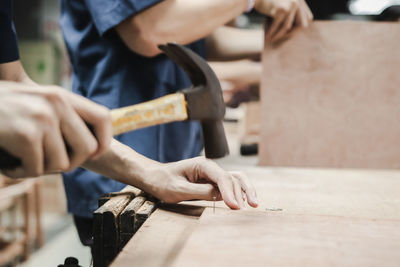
[188, 166, 400, 220]
[172, 208, 400, 267]
[260, 21, 400, 168]
[93, 186, 143, 267]
[112, 204, 204, 267]
[111, 166, 400, 267]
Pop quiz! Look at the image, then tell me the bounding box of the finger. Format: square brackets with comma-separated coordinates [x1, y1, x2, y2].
[302, 0, 314, 20]
[230, 171, 258, 208]
[271, 6, 297, 43]
[189, 158, 239, 209]
[178, 182, 222, 202]
[295, 7, 303, 27]
[297, 4, 309, 28]
[218, 178, 240, 210]
[3, 134, 44, 178]
[233, 178, 245, 209]
[66, 92, 112, 159]
[241, 190, 246, 201]
[60, 106, 98, 170]
[286, 4, 297, 30]
[267, 11, 286, 42]
[42, 126, 69, 172]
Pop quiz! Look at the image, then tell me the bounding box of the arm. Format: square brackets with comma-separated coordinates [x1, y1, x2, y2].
[115, 0, 313, 58]
[210, 60, 261, 87]
[83, 139, 258, 210]
[0, 60, 33, 84]
[115, 0, 249, 57]
[206, 26, 263, 61]
[0, 61, 112, 178]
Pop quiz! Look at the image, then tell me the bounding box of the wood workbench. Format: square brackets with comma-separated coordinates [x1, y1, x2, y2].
[110, 165, 400, 267]
[108, 20, 400, 267]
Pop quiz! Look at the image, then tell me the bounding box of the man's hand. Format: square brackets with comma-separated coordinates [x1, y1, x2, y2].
[255, 0, 313, 43]
[0, 82, 112, 178]
[143, 157, 258, 210]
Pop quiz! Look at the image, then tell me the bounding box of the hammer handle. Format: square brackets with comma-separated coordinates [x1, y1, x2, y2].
[111, 93, 188, 135]
[0, 93, 188, 170]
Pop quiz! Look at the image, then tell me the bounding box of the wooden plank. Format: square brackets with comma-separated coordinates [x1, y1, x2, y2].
[185, 166, 400, 220]
[260, 21, 400, 168]
[0, 180, 35, 202]
[98, 185, 142, 208]
[0, 241, 24, 265]
[111, 166, 400, 267]
[119, 196, 146, 250]
[135, 200, 157, 230]
[93, 185, 142, 267]
[172, 208, 400, 267]
[94, 195, 131, 267]
[92, 210, 103, 267]
[111, 204, 204, 267]
[119, 196, 146, 233]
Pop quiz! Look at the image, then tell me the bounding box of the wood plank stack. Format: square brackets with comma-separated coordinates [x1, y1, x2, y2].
[0, 175, 43, 265]
[93, 186, 157, 267]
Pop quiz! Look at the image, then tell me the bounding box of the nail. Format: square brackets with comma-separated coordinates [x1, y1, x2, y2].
[232, 200, 239, 209]
[251, 195, 258, 205]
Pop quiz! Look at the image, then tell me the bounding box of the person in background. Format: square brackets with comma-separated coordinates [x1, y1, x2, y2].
[60, 0, 312, 249]
[0, 0, 112, 178]
[1, 0, 259, 251]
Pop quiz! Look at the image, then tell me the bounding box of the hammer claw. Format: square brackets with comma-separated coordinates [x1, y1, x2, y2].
[158, 43, 229, 158]
[159, 43, 206, 86]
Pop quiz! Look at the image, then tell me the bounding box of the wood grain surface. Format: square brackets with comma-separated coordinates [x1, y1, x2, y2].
[172, 208, 400, 267]
[260, 21, 400, 168]
[111, 166, 400, 267]
[112, 204, 204, 267]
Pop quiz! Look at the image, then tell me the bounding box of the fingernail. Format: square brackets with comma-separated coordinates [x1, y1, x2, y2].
[232, 200, 240, 209]
[251, 195, 258, 205]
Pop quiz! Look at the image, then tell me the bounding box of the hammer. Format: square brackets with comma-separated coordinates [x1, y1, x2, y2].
[0, 43, 229, 170]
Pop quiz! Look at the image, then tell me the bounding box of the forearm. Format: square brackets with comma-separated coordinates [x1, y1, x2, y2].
[83, 139, 162, 191]
[116, 0, 248, 57]
[206, 26, 263, 61]
[0, 60, 34, 84]
[210, 60, 261, 86]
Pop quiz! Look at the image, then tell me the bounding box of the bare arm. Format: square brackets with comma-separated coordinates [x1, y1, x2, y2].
[206, 26, 263, 61]
[0, 60, 34, 84]
[115, 0, 312, 58]
[83, 139, 258, 210]
[115, 0, 248, 57]
[0, 61, 112, 178]
[210, 60, 261, 87]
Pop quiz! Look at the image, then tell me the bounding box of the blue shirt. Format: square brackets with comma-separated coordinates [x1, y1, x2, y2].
[60, 0, 204, 218]
[0, 0, 19, 63]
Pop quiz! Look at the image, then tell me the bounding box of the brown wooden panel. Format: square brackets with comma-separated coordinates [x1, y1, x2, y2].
[93, 185, 142, 267]
[172, 208, 400, 267]
[111, 166, 400, 267]
[260, 21, 400, 168]
[119, 196, 146, 249]
[111, 204, 204, 267]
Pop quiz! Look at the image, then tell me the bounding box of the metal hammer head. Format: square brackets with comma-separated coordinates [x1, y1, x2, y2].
[158, 43, 229, 159]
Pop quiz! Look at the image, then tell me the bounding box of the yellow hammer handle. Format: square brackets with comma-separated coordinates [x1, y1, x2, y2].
[111, 93, 188, 136]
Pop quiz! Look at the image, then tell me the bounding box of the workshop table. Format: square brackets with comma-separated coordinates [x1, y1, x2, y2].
[110, 165, 400, 267]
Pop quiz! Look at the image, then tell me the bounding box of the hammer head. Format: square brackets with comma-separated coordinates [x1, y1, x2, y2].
[158, 43, 229, 159]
